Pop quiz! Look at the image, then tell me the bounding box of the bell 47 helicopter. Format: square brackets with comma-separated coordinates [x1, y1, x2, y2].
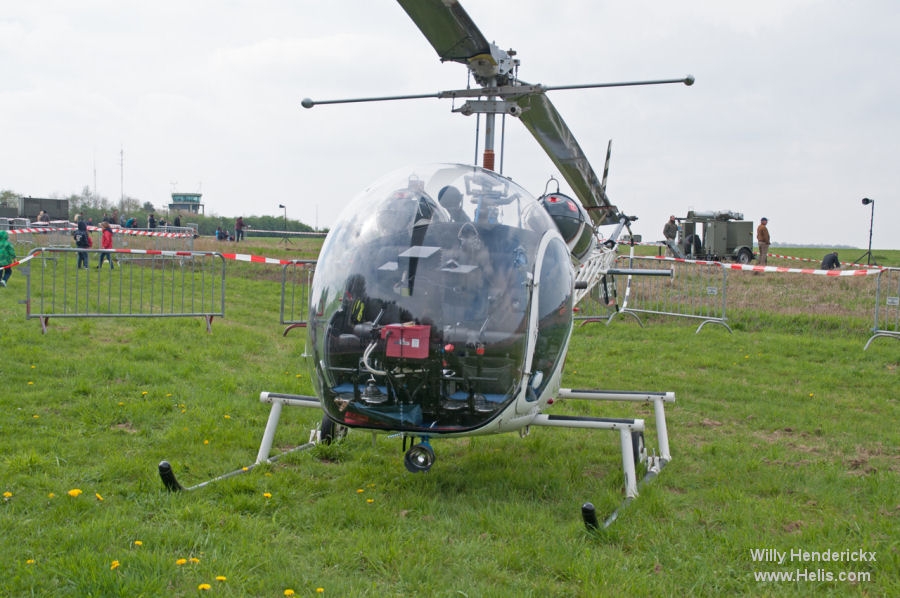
[159, 0, 692, 529]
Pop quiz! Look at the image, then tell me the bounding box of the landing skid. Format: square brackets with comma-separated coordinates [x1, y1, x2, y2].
[157, 389, 674, 530]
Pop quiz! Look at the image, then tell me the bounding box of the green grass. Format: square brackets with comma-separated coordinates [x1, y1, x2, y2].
[1, 238, 898, 597]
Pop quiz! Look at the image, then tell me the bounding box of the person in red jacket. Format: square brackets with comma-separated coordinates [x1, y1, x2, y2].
[98, 221, 115, 270]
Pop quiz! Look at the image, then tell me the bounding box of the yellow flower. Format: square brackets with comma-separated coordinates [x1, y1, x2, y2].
[189, 557, 200, 564]
[203, 439, 209, 445]
[176, 558, 187, 566]
[216, 576, 227, 581]
[68, 489, 83, 497]
[166, 393, 172, 397]
[366, 498, 374, 504]
[31, 364, 36, 369]
[110, 560, 120, 570]
[33, 414, 39, 419]
[284, 590, 296, 597]
[141, 391, 148, 396]
[117, 402, 124, 406]
[95, 493, 104, 501]
[28, 381, 34, 385]
[224, 414, 231, 419]
[317, 589, 325, 594]
[133, 540, 143, 547]
[2, 491, 11, 499]
[198, 583, 211, 591]
[356, 488, 364, 494]
[48, 493, 55, 499]
[26, 559, 35, 565]
[263, 492, 272, 499]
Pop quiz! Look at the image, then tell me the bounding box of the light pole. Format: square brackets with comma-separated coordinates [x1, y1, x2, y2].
[278, 204, 291, 244]
[856, 197, 875, 266]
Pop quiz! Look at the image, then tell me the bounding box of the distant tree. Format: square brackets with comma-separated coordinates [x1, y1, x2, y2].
[0, 189, 20, 207]
[142, 201, 155, 213]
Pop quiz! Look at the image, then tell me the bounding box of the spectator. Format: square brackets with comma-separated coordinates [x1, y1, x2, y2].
[821, 252, 841, 270]
[663, 215, 678, 256]
[756, 217, 770, 266]
[0, 230, 16, 287]
[235, 216, 245, 242]
[73, 221, 92, 268]
[98, 221, 114, 270]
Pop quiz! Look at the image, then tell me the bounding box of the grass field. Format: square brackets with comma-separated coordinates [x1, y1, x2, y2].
[1, 238, 898, 596]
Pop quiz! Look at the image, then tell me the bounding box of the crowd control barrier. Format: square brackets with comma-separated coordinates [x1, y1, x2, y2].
[865, 267, 900, 350]
[23, 248, 225, 333]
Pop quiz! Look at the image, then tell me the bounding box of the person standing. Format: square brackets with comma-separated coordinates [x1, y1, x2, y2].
[0, 230, 16, 287]
[235, 216, 244, 242]
[98, 221, 114, 270]
[663, 215, 678, 256]
[74, 221, 92, 268]
[756, 217, 770, 266]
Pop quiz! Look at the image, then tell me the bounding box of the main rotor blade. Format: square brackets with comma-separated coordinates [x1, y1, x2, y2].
[516, 91, 620, 226]
[396, 0, 491, 64]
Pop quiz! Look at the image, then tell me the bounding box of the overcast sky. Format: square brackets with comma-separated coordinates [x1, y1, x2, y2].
[2, 1, 897, 249]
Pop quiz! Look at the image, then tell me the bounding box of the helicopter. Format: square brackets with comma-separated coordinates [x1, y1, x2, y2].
[159, 0, 691, 529]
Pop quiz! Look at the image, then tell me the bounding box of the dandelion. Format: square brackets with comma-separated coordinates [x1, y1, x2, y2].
[33, 414, 39, 419]
[176, 558, 187, 566]
[317, 588, 325, 594]
[68, 489, 83, 497]
[48, 493, 55, 499]
[242, 467, 249, 472]
[356, 488, 364, 494]
[28, 381, 34, 385]
[31, 364, 36, 369]
[216, 576, 227, 582]
[110, 560, 120, 570]
[203, 439, 209, 445]
[224, 414, 231, 419]
[284, 590, 295, 597]
[141, 391, 148, 396]
[95, 493, 104, 501]
[198, 583, 211, 591]
[118, 401, 124, 406]
[133, 540, 143, 547]
[366, 498, 374, 504]
[166, 393, 172, 397]
[189, 557, 200, 564]
[26, 559, 35, 565]
[263, 492, 272, 499]
[809, 393, 815, 398]
[2, 491, 11, 499]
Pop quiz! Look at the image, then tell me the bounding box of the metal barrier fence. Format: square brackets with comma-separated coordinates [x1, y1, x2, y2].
[24, 248, 225, 333]
[578, 254, 731, 333]
[865, 267, 900, 350]
[280, 261, 315, 335]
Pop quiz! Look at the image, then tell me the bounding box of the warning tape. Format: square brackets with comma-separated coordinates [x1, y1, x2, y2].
[639, 254, 882, 276]
[1, 248, 315, 271]
[6, 225, 192, 238]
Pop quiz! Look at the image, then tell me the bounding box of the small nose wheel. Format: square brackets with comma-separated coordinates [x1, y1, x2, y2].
[404, 440, 435, 473]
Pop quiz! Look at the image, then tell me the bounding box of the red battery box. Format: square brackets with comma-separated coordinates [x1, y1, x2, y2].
[381, 324, 430, 359]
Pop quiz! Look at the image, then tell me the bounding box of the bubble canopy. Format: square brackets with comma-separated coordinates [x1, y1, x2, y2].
[307, 163, 575, 434]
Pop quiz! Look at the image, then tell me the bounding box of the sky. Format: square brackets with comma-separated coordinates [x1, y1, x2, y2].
[2, 1, 898, 249]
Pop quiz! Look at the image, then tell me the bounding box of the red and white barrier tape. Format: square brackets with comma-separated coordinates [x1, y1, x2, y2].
[636, 254, 882, 276]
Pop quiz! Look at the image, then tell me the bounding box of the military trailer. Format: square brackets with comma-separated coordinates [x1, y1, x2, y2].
[670, 210, 754, 263]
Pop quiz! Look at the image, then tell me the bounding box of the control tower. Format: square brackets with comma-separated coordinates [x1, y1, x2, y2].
[169, 192, 205, 214]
